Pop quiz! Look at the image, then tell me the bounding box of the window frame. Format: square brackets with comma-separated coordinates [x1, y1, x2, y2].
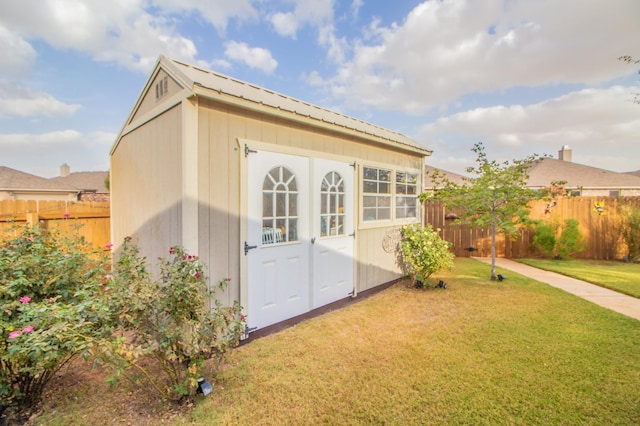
[359, 163, 422, 229]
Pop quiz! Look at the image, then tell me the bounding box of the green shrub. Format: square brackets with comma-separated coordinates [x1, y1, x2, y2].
[103, 238, 243, 401]
[531, 221, 557, 257]
[532, 219, 586, 259]
[0, 222, 111, 419]
[399, 224, 454, 287]
[557, 218, 587, 259]
[619, 204, 640, 261]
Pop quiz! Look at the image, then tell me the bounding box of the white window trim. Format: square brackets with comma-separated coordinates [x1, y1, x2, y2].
[358, 163, 422, 230]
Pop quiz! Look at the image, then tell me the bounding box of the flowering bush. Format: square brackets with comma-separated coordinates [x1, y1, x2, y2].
[0, 222, 111, 417]
[399, 224, 455, 287]
[103, 238, 243, 401]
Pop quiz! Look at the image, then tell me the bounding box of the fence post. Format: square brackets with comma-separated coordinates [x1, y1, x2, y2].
[26, 213, 39, 226]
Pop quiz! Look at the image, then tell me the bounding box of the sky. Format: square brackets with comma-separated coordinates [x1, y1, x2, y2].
[1, 0, 639, 178]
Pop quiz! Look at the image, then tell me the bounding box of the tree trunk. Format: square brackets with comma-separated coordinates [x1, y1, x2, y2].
[490, 223, 497, 280]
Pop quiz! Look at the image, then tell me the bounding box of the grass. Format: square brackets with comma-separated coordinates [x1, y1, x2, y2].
[516, 258, 640, 298]
[36, 258, 640, 425]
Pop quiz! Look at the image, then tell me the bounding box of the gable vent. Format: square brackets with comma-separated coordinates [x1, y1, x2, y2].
[155, 76, 168, 100]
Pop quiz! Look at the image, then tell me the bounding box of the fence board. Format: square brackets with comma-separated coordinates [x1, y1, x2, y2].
[424, 197, 640, 260]
[0, 200, 110, 250]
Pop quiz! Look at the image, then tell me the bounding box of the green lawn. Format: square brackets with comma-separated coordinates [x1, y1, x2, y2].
[38, 258, 640, 425]
[517, 258, 640, 298]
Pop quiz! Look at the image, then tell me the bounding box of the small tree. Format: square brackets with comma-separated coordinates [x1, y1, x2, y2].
[399, 224, 454, 287]
[422, 142, 547, 280]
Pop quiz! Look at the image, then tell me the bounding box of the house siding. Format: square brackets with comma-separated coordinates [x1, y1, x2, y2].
[111, 104, 183, 264]
[194, 97, 422, 303]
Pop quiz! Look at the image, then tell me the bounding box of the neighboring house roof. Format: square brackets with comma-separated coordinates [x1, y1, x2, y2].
[424, 165, 468, 188]
[50, 171, 109, 193]
[527, 158, 640, 190]
[115, 55, 432, 157]
[0, 166, 78, 192]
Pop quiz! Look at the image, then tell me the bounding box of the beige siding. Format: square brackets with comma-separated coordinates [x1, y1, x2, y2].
[111, 105, 183, 265]
[130, 70, 182, 124]
[357, 226, 405, 291]
[196, 98, 421, 300]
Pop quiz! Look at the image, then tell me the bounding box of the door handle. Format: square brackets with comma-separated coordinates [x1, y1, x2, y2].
[311, 237, 316, 244]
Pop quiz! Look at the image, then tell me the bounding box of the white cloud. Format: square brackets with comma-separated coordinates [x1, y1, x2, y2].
[419, 85, 640, 174]
[323, 0, 640, 114]
[268, 0, 345, 63]
[271, 12, 299, 38]
[350, 0, 363, 19]
[224, 41, 278, 74]
[0, 0, 257, 74]
[0, 25, 36, 76]
[0, 80, 81, 117]
[151, 0, 257, 34]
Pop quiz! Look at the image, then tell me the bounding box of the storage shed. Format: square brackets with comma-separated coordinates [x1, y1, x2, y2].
[110, 56, 432, 333]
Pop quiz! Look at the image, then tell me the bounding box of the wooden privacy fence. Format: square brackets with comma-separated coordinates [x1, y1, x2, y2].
[424, 197, 640, 260]
[0, 200, 111, 250]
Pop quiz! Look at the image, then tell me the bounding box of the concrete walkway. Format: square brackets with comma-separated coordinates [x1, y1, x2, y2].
[474, 257, 640, 321]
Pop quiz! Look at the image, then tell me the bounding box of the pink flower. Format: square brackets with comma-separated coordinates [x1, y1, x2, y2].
[194, 272, 202, 279]
[20, 296, 31, 304]
[22, 326, 34, 334]
[104, 274, 113, 281]
[63, 212, 71, 218]
[105, 243, 113, 249]
[8, 330, 21, 339]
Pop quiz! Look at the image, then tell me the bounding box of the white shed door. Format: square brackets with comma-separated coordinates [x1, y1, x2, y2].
[247, 150, 310, 330]
[311, 158, 354, 309]
[246, 150, 355, 330]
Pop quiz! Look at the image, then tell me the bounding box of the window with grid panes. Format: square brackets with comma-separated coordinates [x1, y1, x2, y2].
[262, 166, 298, 244]
[362, 167, 391, 221]
[395, 172, 418, 219]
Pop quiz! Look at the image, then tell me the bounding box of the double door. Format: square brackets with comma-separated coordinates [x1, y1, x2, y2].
[246, 150, 354, 330]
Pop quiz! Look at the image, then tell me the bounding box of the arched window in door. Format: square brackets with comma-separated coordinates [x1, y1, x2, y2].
[320, 171, 345, 237]
[262, 166, 298, 244]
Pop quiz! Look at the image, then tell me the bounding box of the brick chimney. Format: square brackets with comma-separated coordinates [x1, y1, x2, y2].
[558, 145, 572, 162]
[60, 163, 70, 177]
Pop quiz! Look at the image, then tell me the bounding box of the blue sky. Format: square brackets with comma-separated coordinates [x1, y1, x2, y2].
[1, 0, 639, 178]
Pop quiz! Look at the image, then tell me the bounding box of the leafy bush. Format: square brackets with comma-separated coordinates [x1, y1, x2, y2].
[619, 203, 640, 261]
[532, 219, 586, 259]
[103, 238, 243, 401]
[0, 222, 110, 418]
[557, 218, 587, 259]
[399, 224, 454, 287]
[532, 221, 558, 258]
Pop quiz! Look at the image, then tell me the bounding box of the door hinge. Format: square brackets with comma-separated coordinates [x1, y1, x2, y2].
[244, 241, 257, 255]
[244, 144, 257, 157]
[350, 161, 356, 169]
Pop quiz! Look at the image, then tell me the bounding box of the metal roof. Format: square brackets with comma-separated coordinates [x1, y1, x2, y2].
[160, 56, 431, 155]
